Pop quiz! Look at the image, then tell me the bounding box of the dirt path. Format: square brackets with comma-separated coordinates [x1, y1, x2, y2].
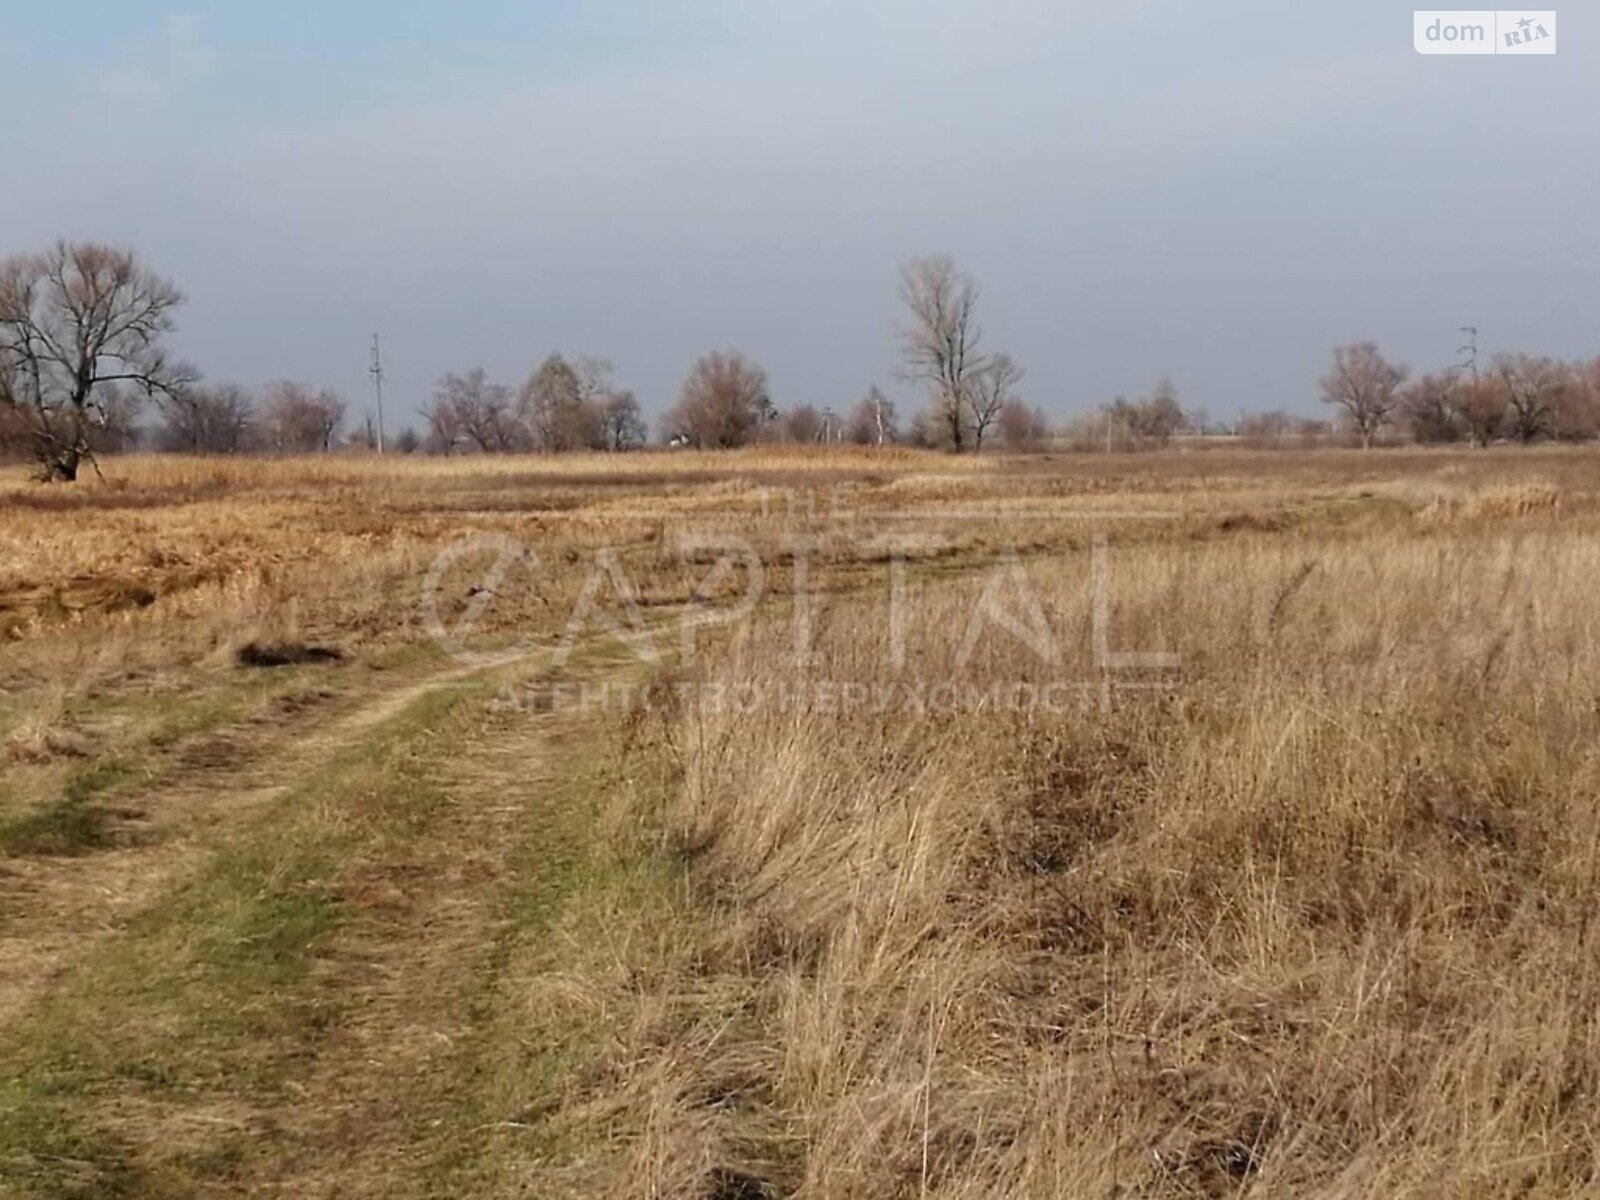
[243, 696, 609, 1197]
[0, 646, 529, 1025]
[0, 635, 667, 1198]
[0, 607, 722, 1198]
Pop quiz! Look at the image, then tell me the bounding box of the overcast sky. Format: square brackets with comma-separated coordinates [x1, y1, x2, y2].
[2, 2, 1594, 428]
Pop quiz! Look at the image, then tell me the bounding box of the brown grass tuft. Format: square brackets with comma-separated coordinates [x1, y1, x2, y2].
[1420, 479, 1562, 524]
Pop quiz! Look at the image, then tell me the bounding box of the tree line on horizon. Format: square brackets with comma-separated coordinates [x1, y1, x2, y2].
[2, 241, 1597, 480]
[1315, 341, 1600, 449]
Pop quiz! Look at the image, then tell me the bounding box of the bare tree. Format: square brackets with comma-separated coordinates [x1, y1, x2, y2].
[521, 354, 604, 452]
[1136, 377, 1186, 444]
[1456, 376, 1508, 447]
[0, 242, 192, 480]
[783, 404, 825, 444]
[1401, 372, 1463, 444]
[967, 353, 1024, 452]
[1570, 358, 1600, 443]
[997, 399, 1050, 450]
[429, 369, 520, 453]
[599, 390, 647, 451]
[566, 355, 645, 450]
[261, 382, 347, 453]
[1320, 342, 1407, 449]
[897, 256, 988, 454]
[1550, 360, 1600, 442]
[846, 386, 898, 446]
[520, 356, 574, 451]
[573, 355, 615, 408]
[664, 351, 773, 448]
[422, 389, 465, 454]
[1097, 379, 1187, 450]
[1493, 354, 1574, 443]
[157, 384, 257, 453]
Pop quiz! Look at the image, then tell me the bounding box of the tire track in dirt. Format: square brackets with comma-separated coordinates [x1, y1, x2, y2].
[0, 646, 531, 1026]
[243, 694, 610, 1198]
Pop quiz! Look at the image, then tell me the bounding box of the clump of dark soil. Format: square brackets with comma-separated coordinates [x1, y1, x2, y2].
[235, 641, 345, 669]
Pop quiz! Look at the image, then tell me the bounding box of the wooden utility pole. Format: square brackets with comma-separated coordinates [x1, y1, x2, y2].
[369, 334, 387, 454]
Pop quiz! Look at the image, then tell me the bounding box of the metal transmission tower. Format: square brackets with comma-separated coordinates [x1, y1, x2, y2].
[1457, 325, 1480, 381]
[369, 334, 387, 454]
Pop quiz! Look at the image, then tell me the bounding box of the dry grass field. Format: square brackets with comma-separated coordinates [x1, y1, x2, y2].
[2, 444, 1599, 1198]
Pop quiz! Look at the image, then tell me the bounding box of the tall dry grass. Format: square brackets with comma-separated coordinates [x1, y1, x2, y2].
[590, 514, 1600, 1197]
